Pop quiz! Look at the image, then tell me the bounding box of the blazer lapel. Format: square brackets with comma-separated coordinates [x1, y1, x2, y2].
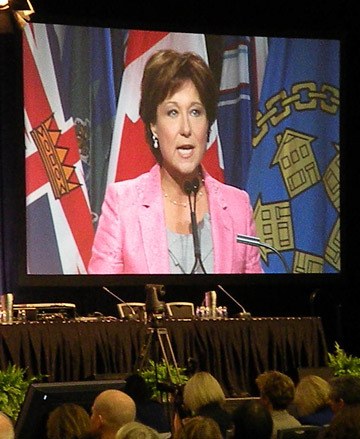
[206, 177, 235, 273]
[138, 165, 170, 274]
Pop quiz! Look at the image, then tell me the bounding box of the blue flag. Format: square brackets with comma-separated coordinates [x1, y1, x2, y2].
[217, 35, 262, 189]
[245, 38, 340, 273]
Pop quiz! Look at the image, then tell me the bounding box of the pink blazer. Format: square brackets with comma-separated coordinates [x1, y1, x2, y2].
[88, 164, 263, 274]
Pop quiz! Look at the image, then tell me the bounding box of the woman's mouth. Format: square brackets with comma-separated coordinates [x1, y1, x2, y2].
[177, 144, 194, 158]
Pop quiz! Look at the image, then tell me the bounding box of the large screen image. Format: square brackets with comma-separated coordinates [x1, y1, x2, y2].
[23, 23, 340, 278]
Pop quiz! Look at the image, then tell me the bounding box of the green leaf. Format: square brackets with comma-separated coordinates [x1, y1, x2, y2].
[0, 364, 44, 421]
[328, 342, 360, 377]
[139, 360, 188, 400]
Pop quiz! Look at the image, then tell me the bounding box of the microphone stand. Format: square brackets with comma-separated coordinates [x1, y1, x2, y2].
[185, 179, 207, 274]
[102, 286, 136, 317]
[217, 284, 251, 318]
[236, 234, 291, 274]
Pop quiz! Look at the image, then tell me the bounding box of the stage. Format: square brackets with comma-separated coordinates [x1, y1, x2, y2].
[0, 316, 328, 395]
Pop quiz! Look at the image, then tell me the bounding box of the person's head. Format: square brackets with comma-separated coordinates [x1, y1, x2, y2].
[173, 416, 222, 439]
[232, 399, 273, 439]
[182, 371, 226, 414]
[46, 403, 91, 439]
[0, 412, 14, 439]
[293, 374, 331, 417]
[123, 373, 152, 403]
[256, 370, 296, 411]
[139, 49, 219, 173]
[90, 389, 136, 438]
[115, 421, 160, 439]
[328, 375, 360, 413]
[322, 404, 360, 439]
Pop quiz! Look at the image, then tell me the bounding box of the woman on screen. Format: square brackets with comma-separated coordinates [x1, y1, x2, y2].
[88, 49, 262, 275]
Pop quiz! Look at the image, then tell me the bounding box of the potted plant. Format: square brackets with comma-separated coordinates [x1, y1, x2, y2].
[0, 364, 42, 421]
[139, 360, 189, 401]
[328, 342, 360, 377]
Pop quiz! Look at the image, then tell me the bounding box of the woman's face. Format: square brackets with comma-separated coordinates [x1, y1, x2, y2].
[150, 80, 209, 179]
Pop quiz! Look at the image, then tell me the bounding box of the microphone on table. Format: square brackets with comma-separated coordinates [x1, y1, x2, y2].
[184, 178, 207, 274]
[102, 286, 136, 319]
[236, 234, 291, 274]
[217, 284, 251, 318]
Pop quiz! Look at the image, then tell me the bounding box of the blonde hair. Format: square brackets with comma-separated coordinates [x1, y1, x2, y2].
[115, 421, 161, 439]
[294, 375, 331, 417]
[182, 372, 226, 413]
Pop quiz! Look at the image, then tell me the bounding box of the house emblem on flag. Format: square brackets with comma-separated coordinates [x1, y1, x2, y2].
[272, 128, 320, 199]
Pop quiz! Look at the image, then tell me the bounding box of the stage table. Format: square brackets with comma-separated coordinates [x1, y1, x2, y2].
[0, 316, 328, 395]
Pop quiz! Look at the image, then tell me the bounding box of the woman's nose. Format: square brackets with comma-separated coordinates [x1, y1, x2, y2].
[180, 114, 191, 137]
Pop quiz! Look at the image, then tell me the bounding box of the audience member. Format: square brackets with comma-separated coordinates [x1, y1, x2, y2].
[232, 399, 273, 439]
[123, 373, 171, 434]
[46, 402, 91, 439]
[171, 386, 192, 437]
[321, 404, 360, 439]
[0, 412, 14, 439]
[115, 421, 161, 439]
[89, 389, 136, 439]
[328, 375, 360, 414]
[256, 370, 301, 439]
[182, 371, 232, 438]
[293, 375, 334, 426]
[173, 416, 222, 439]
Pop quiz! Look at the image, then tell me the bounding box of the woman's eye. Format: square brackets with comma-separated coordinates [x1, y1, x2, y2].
[191, 108, 203, 117]
[167, 109, 178, 117]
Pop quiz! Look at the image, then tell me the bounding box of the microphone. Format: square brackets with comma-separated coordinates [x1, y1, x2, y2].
[102, 286, 136, 318]
[236, 234, 291, 274]
[216, 284, 251, 318]
[184, 178, 207, 274]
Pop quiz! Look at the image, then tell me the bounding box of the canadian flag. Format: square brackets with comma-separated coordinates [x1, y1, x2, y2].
[107, 30, 224, 185]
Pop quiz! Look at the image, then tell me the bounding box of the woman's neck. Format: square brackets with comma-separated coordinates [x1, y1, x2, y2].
[160, 166, 203, 195]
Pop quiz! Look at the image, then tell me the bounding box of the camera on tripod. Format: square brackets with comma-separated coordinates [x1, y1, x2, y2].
[145, 284, 166, 326]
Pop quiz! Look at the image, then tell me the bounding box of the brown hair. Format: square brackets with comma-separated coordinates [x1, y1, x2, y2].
[323, 404, 360, 439]
[256, 371, 295, 410]
[174, 416, 222, 439]
[46, 403, 90, 439]
[139, 49, 219, 162]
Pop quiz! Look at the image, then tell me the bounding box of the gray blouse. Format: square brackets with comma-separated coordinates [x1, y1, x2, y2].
[166, 213, 214, 274]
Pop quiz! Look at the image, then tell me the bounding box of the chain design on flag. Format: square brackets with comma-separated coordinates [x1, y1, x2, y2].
[253, 82, 340, 147]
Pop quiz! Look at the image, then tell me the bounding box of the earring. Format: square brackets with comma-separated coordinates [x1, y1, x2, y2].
[152, 134, 159, 149]
[207, 128, 211, 143]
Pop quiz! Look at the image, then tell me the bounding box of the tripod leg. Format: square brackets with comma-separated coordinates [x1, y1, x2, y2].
[134, 328, 154, 373]
[157, 328, 181, 382]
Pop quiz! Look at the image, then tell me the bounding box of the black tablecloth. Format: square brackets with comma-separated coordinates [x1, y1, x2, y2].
[0, 317, 328, 395]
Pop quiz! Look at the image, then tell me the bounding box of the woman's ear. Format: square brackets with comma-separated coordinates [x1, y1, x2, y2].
[150, 123, 157, 137]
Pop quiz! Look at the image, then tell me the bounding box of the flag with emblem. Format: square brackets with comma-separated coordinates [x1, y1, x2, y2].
[245, 37, 340, 273]
[55, 25, 123, 219]
[24, 23, 95, 274]
[107, 29, 224, 187]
